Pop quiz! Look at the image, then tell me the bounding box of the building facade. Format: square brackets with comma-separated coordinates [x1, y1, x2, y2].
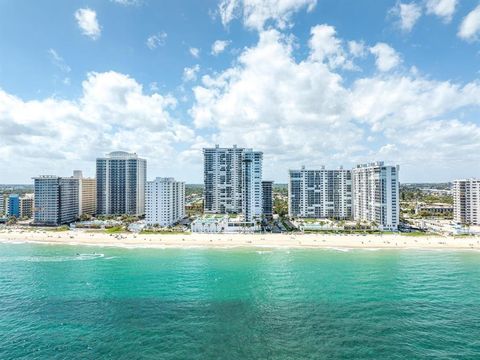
[453, 179, 480, 225]
[20, 194, 34, 218]
[96, 151, 147, 216]
[7, 194, 20, 218]
[33, 176, 79, 226]
[0, 194, 3, 215]
[288, 167, 352, 219]
[145, 177, 185, 227]
[262, 181, 274, 219]
[203, 145, 263, 223]
[352, 162, 400, 231]
[73, 171, 97, 216]
[242, 150, 263, 222]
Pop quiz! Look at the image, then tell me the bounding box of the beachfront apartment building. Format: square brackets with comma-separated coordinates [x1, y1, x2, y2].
[19, 194, 34, 219]
[96, 151, 147, 216]
[7, 194, 20, 218]
[0, 194, 3, 215]
[145, 177, 185, 227]
[33, 176, 79, 226]
[242, 150, 263, 222]
[288, 167, 352, 219]
[352, 162, 400, 231]
[453, 179, 480, 225]
[262, 181, 274, 219]
[203, 145, 264, 223]
[73, 170, 97, 216]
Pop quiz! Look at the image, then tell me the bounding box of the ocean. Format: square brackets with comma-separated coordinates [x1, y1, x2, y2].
[1, 243, 480, 359]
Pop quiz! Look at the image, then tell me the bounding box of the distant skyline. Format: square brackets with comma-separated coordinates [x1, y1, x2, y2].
[1, 0, 480, 183]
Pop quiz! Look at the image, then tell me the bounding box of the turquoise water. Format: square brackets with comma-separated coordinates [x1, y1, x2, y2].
[1, 244, 480, 359]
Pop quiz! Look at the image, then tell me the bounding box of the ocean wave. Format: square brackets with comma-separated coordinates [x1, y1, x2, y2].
[0, 253, 105, 263]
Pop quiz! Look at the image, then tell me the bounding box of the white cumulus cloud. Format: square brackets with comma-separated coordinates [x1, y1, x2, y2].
[0, 71, 194, 181]
[218, 0, 317, 30]
[183, 65, 200, 82]
[370, 43, 402, 72]
[458, 5, 480, 41]
[211, 40, 231, 55]
[390, 2, 422, 32]
[189, 47, 200, 58]
[425, 0, 457, 22]
[74, 8, 101, 40]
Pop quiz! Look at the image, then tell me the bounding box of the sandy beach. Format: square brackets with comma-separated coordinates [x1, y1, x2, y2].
[0, 227, 479, 250]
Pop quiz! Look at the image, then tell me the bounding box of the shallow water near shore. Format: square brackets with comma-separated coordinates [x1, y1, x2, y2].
[1, 243, 480, 359]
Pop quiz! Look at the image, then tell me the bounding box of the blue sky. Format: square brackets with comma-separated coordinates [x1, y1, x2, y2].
[0, 0, 479, 183]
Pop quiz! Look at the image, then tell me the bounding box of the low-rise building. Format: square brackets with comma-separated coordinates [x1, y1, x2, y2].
[191, 215, 260, 233]
[414, 203, 453, 216]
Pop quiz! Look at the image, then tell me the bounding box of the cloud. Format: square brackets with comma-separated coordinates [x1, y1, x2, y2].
[0, 71, 194, 180]
[348, 40, 366, 58]
[309, 24, 355, 69]
[48, 49, 71, 73]
[370, 43, 401, 72]
[111, 0, 141, 5]
[183, 65, 200, 82]
[211, 40, 231, 55]
[189, 47, 200, 58]
[189, 24, 480, 180]
[458, 5, 480, 41]
[390, 2, 422, 32]
[218, 0, 317, 30]
[74, 8, 101, 40]
[425, 0, 457, 22]
[146, 32, 167, 49]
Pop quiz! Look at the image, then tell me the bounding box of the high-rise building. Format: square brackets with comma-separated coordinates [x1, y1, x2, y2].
[73, 171, 97, 216]
[242, 150, 263, 222]
[203, 145, 263, 222]
[453, 179, 480, 225]
[33, 176, 79, 226]
[203, 145, 244, 214]
[96, 151, 147, 216]
[262, 181, 274, 219]
[0, 194, 4, 215]
[19, 194, 34, 219]
[145, 177, 185, 227]
[7, 194, 20, 218]
[288, 167, 352, 219]
[352, 162, 399, 231]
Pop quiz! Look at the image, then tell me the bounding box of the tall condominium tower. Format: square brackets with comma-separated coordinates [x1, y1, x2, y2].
[73, 170, 97, 216]
[203, 145, 263, 222]
[453, 179, 480, 225]
[352, 162, 399, 231]
[145, 177, 185, 227]
[0, 194, 4, 215]
[96, 151, 147, 216]
[242, 150, 263, 222]
[33, 176, 79, 226]
[262, 181, 274, 219]
[203, 145, 244, 214]
[288, 167, 352, 219]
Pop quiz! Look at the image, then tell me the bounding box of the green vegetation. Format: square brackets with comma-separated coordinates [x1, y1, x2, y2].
[274, 197, 288, 217]
[46, 225, 70, 232]
[105, 226, 127, 234]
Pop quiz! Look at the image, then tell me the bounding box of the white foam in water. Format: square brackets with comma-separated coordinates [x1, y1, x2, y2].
[0, 253, 105, 263]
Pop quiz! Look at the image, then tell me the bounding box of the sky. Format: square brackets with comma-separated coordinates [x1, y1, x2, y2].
[0, 0, 479, 184]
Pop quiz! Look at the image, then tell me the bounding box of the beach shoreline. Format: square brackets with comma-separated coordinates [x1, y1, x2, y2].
[0, 228, 479, 250]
